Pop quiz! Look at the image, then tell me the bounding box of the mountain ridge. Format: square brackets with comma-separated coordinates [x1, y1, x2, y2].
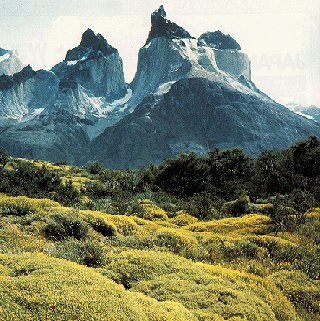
[0, 5, 319, 168]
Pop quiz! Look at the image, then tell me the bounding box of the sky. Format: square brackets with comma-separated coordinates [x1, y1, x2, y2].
[0, 0, 319, 106]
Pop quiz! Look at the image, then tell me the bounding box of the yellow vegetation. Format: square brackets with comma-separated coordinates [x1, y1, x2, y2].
[0, 253, 196, 321]
[0, 193, 318, 320]
[186, 214, 272, 235]
[104, 250, 299, 321]
[140, 199, 169, 221]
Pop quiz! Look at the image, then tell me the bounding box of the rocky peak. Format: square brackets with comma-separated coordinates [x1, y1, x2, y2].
[198, 31, 241, 50]
[0, 48, 10, 57]
[0, 48, 25, 76]
[65, 29, 117, 62]
[146, 5, 194, 44]
[0, 65, 36, 91]
[152, 4, 166, 19]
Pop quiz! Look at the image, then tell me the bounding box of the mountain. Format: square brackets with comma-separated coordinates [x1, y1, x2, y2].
[88, 6, 320, 168]
[129, 5, 257, 109]
[90, 77, 319, 168]
[0, 30, 131, 162]
[286, 103, 320, 122]
[0, 48, 25, 76]
[0, 65, 58, 120]
[0, 6, 320, 167]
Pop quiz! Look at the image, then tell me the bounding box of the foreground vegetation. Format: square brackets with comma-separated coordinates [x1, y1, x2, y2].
[0, 138, 320, 320]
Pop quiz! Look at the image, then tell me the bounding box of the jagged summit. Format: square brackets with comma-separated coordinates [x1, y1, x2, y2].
[0, 65, 36, 91]
[0, 47, 25, 76]
[146, 5, 194, 44]
[0, 48, 10, 57]
[65, 29, 117, 62]
[198, 31, 241, 50]
[154, 4, 166, 18]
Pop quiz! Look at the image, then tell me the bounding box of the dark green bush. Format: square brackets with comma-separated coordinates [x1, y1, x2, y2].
[85, 215, 117, 237]
[54, 180, 81, 206]
[52, 239, 106, 267]
[86, 161, 105, 175]
[221, 196, 250, 217]
[0, 203, 33, 217]
[0, 161, 61, 198]
[42, 212, 89, 241]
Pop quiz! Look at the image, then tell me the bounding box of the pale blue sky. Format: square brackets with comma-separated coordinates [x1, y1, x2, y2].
[0, 0, 319, 106]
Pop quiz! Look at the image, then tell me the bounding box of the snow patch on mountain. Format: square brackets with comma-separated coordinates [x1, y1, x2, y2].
[295, 111, 314, 120]
[155, 81, 176, 95]
[0, 53, 10, 63]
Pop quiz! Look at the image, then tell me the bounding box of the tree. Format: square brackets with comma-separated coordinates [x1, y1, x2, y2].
[207, 148, 253, 200]
[0, 146, 8, 170]
[155, 153, 209, 198]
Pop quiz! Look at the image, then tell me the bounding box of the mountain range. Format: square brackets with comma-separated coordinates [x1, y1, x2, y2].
[0, 5, 319, 168]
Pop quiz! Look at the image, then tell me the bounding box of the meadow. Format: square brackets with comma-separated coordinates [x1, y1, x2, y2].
[0, 139, 320, 320]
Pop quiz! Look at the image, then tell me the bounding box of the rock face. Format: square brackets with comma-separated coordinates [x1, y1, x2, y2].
[0, 48, 25, 76]
[0, 66, 58, 119]
[90, 78, 320, 168]
[0, 109, 90, 164]
[146, 5, 194, 44]
[130, 7, 255, 108]
[52, 29, 126, 103]
[286, 103, 320, 122]
[198, 31, 241, 50]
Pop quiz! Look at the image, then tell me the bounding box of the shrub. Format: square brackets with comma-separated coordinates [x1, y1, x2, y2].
[0, 195, 59, 217]
[0, 160, 61, 198]
[84, 215, 117, 237]
[42, 212, 89, 241]
[0, 253, 194, 320]
[181, 192, 220, 220]
[54, 180, 81, 206]
[153, 228, 199, 258]
[140, 201, 168, 221]
[221, 195, 250, 217]
[0, 202, 33, 217]
[222, 239, 259, 260]
[270, 270, 320, 314]
[86, 161, 105, 175]
[299, 220, 320, 244]
[104, 250, 299, 321]
[171, 212, 199, 226]
[52, 239, 107, 267]
[0, 146, 8, 169]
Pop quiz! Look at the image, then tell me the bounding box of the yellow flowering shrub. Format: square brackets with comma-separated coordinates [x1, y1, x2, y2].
[0, 223, 48, 253]
[270, 270, 320, 316]
[305, 208, 320, 219]
[104, 250, 299, 321]
[140, 200, 169, 221]
[0, 253, 196, 321]
[153, 228, 199, 258]
[0, 195, 60, 216]
[80, 210, 141, 236]
[170, 211, 199, 226]
[186, 214, 272, 235]
[61, 176, 98, 191]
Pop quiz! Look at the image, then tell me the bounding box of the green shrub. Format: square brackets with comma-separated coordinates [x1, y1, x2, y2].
[221, 196, 250, 217]
[42, 212, 89, 241]
[54, 180, 81, 206]
[52, 239, 107, 267]
[84, 215, 117, 237]
[86, 161, 105, 175]
[0, 202, 33, 217]
[222, 239, 259, 260]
